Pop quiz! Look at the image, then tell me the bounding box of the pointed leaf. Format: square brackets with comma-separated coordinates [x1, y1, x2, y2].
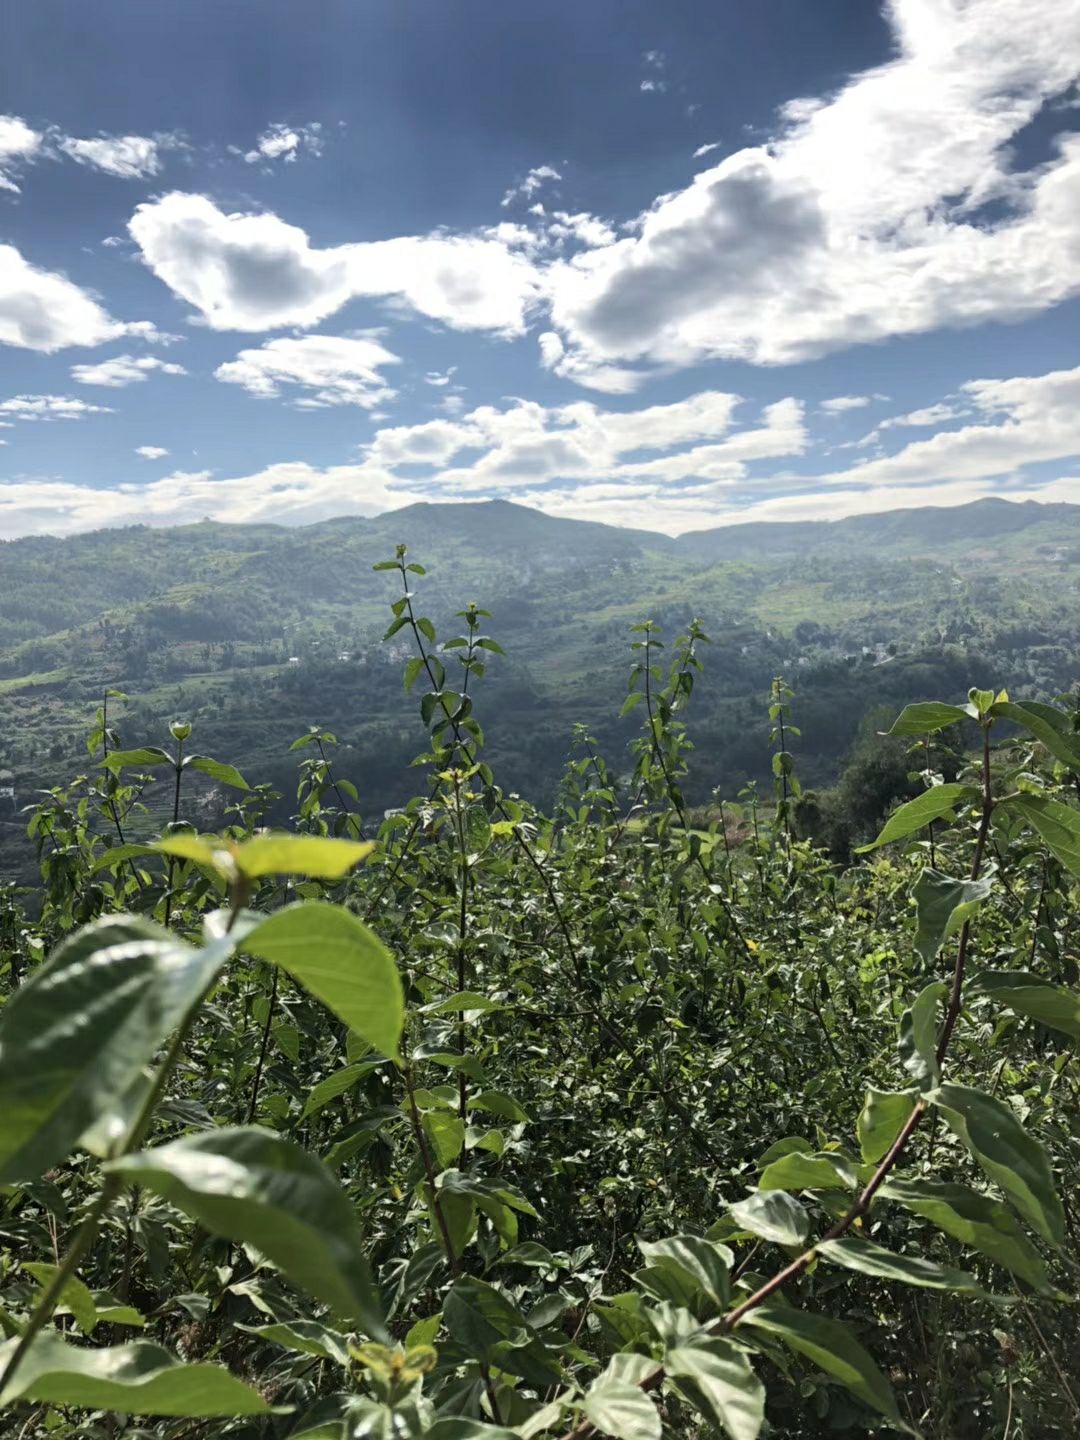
[0, 916, 234, 1182]
[1006, 795, 1080, 879]
[728, 1190, 810, 1247]
[928, 1084, 1065, 1248]
[234, 833, 373, 879]
[856, 784, 976, 853]
[912, 869, 992, 964]
[636, 1234, 731, 1312]
[583, 1380, 661, 1440]
[243, 902, 403, 1061]
[897, 981, 946, 1091]
[0, 1334, 275, 1415]
[107, 1127, 387, 1339]
[971, 971, 1080, 1040]
[818, 1236, 996, 1296]
[740, 1304, 903, 1426]
[857, 1088, 917, 1164]
[993, 701, 1080, 772]
[666, 1336, 765, 1440]
[757, 1151, 856, 1192]
[237, 1320, 350, 1366]
[186, 755, 250, 790]
[23, 1263, 98, 1335]
[879, 1179, 1050, 1291]
[102, 747, 172, 770]
[887, 702, 969, 736]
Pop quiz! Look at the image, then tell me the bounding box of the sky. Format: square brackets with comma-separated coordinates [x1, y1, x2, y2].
[0, 0, 1078, 539]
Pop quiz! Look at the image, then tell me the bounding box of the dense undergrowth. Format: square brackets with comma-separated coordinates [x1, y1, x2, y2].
[0, 546, 1078, 1439]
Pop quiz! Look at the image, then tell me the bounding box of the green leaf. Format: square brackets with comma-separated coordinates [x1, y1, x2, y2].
[728, 1190, 810, 1247]
[666, 1336, 765, 1440]
[970, 970, 1080, 1040]
[583, 1380, 661, 1440]
[857, 1088, 917, 1164]
[740, 1304, 903, 1427]
[993, 701, 1080, 772]
[897, 980, 946, 1091]
[818, 1236, 995, 1296]
[443, 1276, 523, 1358]
[23, 1263, 98, 1335]
[757, 1151, 856, 1192]
[244, 902, 403, 1061]
[928, 1083, 1065, 1248]
[237, 1320, 350, 1365]
[234, 833, 374, 879]
[879, 1178, 1050, 1291]
[1004, 795, 1080, 879]
[465, 1090, 529, 1123]
[101, 746, 172, 770]
[423, 1111, 466, 1170]
[887, 702, 970, 736]
[636, 1235, 731, 1312]
[464, 806, 492, 856]
[0, 916, 234, 1182]
[422, 991, 503, 1017]
[911, 869, 992, 964]
[107, 1127, 387, 1339]
[186, 755, 250, 790]
[0, 1334, 275, 1415]
[856, 784, 976, 853]
[301, 1061, 382, 1119]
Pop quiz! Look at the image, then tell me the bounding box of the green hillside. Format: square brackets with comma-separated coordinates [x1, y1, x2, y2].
[1, 496, 1078, 880]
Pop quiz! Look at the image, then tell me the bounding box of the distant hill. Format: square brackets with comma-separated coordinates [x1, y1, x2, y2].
[0, 494, 1077, 883]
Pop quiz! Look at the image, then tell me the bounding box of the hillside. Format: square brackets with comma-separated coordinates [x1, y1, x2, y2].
[1, 495, 1078, 879]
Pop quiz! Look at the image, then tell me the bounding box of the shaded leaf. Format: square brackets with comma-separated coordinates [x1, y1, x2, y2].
[856, 784, 976, 853]
[897, 981, 946, 1091]
[1006, 795, 1080, 879]
[666, 1336, 765, 1440]
[107, 1127, 387, 1339]
[911, 869, 992, 964]
[972, 971, 1080, 1040]
[818, 1236, 996, 1296]
[728, 1190, 810, 1247]
[757, 1151, 856, 1192]
[583, 1380, 661, 1440]
[857, 1088, 917, 1164]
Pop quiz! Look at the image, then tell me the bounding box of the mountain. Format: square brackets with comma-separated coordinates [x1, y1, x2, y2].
[1, 496, 1078, 881]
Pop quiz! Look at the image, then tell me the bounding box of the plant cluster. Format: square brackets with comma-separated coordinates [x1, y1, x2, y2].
[0, 548, 1077, 1439]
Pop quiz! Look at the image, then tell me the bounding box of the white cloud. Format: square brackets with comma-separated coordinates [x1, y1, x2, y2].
[135, 445, 169, 459]
[0, 115, 42, 192]
[544, 212, 617, 248]
[214, 334, 400, 408]
[0, 394, 113, 420]
[502, 164, 562, 207]
[546, 0, 1080, 374]
[424, 367, 457, 387]
[0, 243, 156, 352]
[58, 133, 170, 179]
[820, 364, 1080, 491]
[820, 394, 875, 415]
[129, 191, 543, 335]
[692, 141, 721, 159]
[72, 354, 187, 386]
[878, 402, 964, 430]
[1, 367, 1076, 538]
[244, 122, 324, 165]
[640, 50, 668, 93]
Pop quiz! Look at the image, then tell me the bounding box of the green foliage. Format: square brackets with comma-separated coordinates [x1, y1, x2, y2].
[0, 547, 1076, 1440]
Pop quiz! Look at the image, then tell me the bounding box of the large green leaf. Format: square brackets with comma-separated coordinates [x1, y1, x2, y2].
[757, 1151, 856, 1192]
[107, 1127, 387, 1339]
[856, 784, 976, 854]
[637, 1235, 731, 1312]
[666, 1336, 765, 1440]
[1006, 795, 1080, 879]
[878, 1179, 1049, 1291]
[740, 1304, 903, 1427]
[235, 833, 373, 879]
[186, 754, 250, 790]
[427, 1422, 521, 1440]
[443, 1277, 560, 1387]
[302, 1060, 384, 1119]
[993, 701, 1080, 772]
[0, 916, 234, 1182]
[971, 971, 1080, 1040]
[102, 746, 172, 770]
[243, 902, 403, 1061]
[887, 702, 970, 736]
[857, 1087, 917, 1164]
[23, 1263, 98, 1335]
[818, 1236, 995, 1296]
[728, 1190, 810, 1247]
[911, 869, 992, 964]
[583, 1379, 661, 1440]
[897, 981, 946, 1091]
[237, 1320, 350, 1365]
[0, 1334, 274, 1415]
[928, 1084, 1065, 1248]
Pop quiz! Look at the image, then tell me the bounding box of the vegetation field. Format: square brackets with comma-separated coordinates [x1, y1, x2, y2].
[0, 530, 1077, 1439]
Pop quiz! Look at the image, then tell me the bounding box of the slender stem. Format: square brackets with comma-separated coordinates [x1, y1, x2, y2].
[163, 735, 185, 928]
[246, 963, 280, 1126]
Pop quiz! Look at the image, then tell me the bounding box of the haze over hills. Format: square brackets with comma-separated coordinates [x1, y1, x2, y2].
[0, 495, 1078, 880]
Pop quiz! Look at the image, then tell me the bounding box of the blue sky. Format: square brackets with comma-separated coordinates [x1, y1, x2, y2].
[0, 0, 1078, 537]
